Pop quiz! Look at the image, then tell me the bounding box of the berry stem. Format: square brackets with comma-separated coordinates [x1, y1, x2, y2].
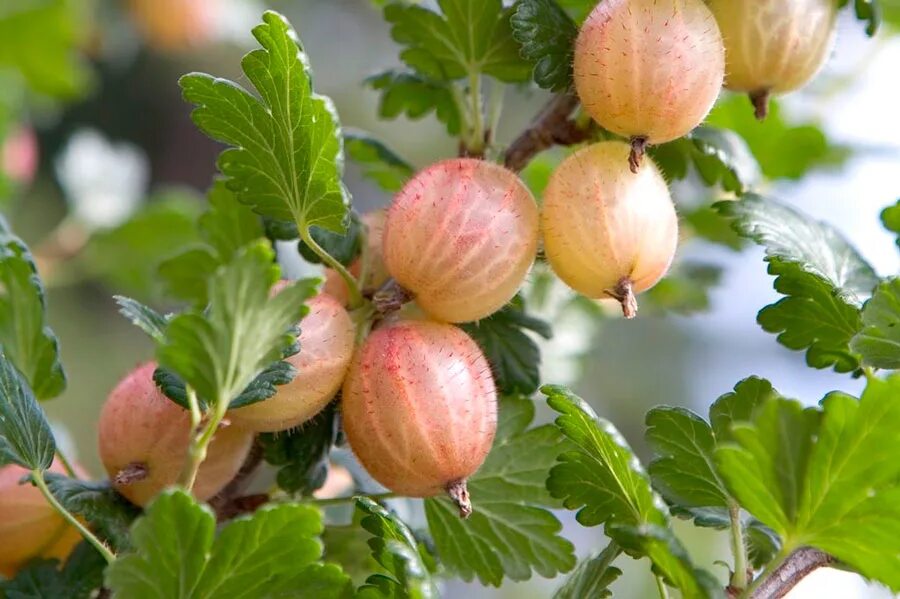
[178, 389, 228, 492]
[607, 278, 638, 319]
[55, 447, 78, 479]
[655, 575, 671, 599]
[749, 89, 770, 121]
[31, 468, 116, 564]
[628, 136, 648, 174]
[298, 224, 364, 309]
[729, 501, 749, 592]
[446, 479, 472, 519]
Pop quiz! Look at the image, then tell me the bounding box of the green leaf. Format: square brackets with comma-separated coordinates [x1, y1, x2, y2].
[0, 542, 106, 599]
[0, 0, 91, 98]
[114, 296, 169, 343]
[682, 207, 744, 251]
[706, 95, 848, 180]
[367, 70, 462, 135]
[158, 248, 219, 306]
[322, 522, 381, 587]
[384, 0, 531, 82]
[837, 0, 881, 36]
[510, 0, 578, 91]
[554, 0, 595, 23]
[0, 350, 55, 470]
[0, 217, 66, 400]
[851, 277, 900, 369]
[258, 403, 338, 494]
[708, 376, 777, 444]
[106, 489, 352, 598]
[357, 497, 438, 599]
[180, 11, 348, 233]
[880, 199, 900, 249]
[643, 262, 723, 316]
[157, 241, 317, 406]
[460, 296, 551, 396]
[652, 127, 759, 195]
[297, 213, 362, 267]
[717, 194, 879, 372]
[344, 130, 415, 193]
[646, 407, 729, 509]
[42, 473, 141, 551]
[544, 386, 719, 598]
[424, 395, 575, 586]
[84, 192, 202, 300]
[553, 542, 621, 599]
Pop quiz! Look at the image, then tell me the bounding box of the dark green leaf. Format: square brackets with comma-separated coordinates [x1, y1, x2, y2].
[0, 351, 54, 469]
[258, 403, 338, 494]
[181, 11, 348, 232]
[344, 130, 415, 193]
[367, 70, 462, 135]
[717, 194, 879, 372]
[114, 296, 169, 343]
[0, 217, 66, 400]
[106, 489, 351, 598]
[461, 297, 551, 395]
[425, 395, 575, 586]
[357, 497, 438, 598]
[851, 278, 900, 369]
[384, 0, 531, 82]
[652, 127, 759, 195]
[555, 0, 595, 23]
[0, 542, 106, 599]
[157, 242, 317, 406]
[43, 473, 141, 551]
[510, 0, 578, 91]
[553, 542, 621, 599]
[837, 0, 881, 36]
[297, 213, 362, 267]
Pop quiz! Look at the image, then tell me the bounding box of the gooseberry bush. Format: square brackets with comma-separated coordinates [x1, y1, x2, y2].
[1, 1, 900, 598]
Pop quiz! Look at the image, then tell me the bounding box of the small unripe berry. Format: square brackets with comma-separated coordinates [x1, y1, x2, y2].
[707, 0, 837, 120]
[0, 461, 82, 577]
[342, 320, 497, 517]
[541, 141, 678, 318]
[98, 362, 253, 506]
[228, 292, 354, 432]
[574, 0, 725, 171]
[383, 159, 539, 323]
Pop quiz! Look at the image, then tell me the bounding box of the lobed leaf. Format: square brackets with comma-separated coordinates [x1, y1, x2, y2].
[552, 542, 621, 599]
[850, 277, 900, 369]
[510, 0, 578, 91]
[0, 350, 55, 470]
[366, 70, 462, 135]
[344, 130, 415, 193]
[0, 542, 106, 598]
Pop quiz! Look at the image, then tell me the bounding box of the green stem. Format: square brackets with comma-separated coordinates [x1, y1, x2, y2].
[729, 501, 749, 591]
[467, 71, 485, 154]
[298, 225, 363, 309]
[654, 575, 670, 599]
[485, 81, 504, 149]
[450, 82, 470, 143]
[32, 469, 115, 564]
[178, 392, 227, 492]
[312, 491, 397, 507]
[54, 448, 78, 479]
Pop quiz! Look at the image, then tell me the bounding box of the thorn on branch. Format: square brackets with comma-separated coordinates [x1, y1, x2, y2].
[503, 93, 589, 173]
[750, 548, 835, 599]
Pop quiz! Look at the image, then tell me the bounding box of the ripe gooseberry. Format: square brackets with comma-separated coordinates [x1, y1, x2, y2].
[541, 141, 678, 318]
[707, 0, 838, 120]
[228, 291, 354, 432]
[574, 0, 725, 172]
[98, 362, 253, 506]
[127, 0, 217, 52]
[342, 319, 497, 517]
[0, 461, 82, 577]
[382, 159, 539, 323]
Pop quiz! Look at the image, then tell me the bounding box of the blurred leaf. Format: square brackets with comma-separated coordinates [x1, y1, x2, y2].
[851, 278, 900, 369]
[718, 194, 879, 372]
[0, 542, 106, 598]
[0, 0, 91, 98]
[158, 181, 264, 305]
[106, 490, 352, 598]
[298, 213, 362, 267]
[544, 386, 719, 597]
[114, 296, 169, 343]
[344, 130, 414, 193]
[554, 0, 595, 22]
[157, 242, 316, 406]
[322, 520, 381, 587]
[384, 0, 531, 82]
[85, 193, 202, 300]
[461, 296, 551, 395]
[880, 199, 900, 249]
[258, 403, 338, 494]
[519, 151, 563, 199]
[837, 0, 881, 36]
[424, 395, 575, 586]
[553, 543, 621, 599]
[357, 497, 439, 598]
[707, 96, 847, 180]
[0, 350, 55, 470]
[43, 473, 141, 551]
[180, 11, 348, 233]
[367, 70, 462, 135]
[643, 262, 722, 315]
[652, 127, 759, 195]
[511, 0, 578, 91]
[682, 206, 743, 250]
[0, 217, 66, 399]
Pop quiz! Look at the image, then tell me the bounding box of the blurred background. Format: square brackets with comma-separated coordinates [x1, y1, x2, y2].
[3, 0, 900, 597]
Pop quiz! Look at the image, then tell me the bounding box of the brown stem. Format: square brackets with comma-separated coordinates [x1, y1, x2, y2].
[114, 462, 148, 486]
[372, 278, 412, 315]
[750, 548, 835, 599]
[446, 479, 472, 519]
[628, 136, 648, 174]
[503, 93, 589, 173]
[605, 278, 638, 319]
[749, 89, 771, 121]
[209, 438, 265, 521]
